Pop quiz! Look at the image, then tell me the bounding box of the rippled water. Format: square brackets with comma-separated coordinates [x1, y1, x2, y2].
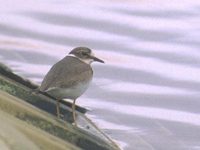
[1, 0, 200, 149]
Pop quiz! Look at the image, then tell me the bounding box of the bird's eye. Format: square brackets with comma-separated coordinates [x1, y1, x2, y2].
[82, 52, 88, 56]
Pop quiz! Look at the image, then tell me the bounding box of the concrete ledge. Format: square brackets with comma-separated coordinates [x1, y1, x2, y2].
[0, 63, 120, 150]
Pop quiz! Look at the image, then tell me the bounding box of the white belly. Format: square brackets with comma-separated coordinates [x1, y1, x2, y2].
[46, 81, 91, 100]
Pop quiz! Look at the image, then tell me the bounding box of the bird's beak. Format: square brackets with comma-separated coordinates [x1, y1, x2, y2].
[91, 56, 104, 63]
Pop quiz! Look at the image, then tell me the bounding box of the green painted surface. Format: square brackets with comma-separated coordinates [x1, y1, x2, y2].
[0, 92, 80, 150]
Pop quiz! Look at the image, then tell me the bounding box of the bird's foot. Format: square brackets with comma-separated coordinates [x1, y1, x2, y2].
[72, 121, 77, 127]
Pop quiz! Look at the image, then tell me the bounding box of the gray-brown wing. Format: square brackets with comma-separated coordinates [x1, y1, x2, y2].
[39, 56, 93, 92]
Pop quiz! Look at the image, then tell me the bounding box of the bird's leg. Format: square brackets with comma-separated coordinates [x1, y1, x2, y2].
[72, 99, 77, 126]
[56, 99, 60, 118]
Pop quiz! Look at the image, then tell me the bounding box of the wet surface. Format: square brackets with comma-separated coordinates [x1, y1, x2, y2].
[0, 0, 200, 149]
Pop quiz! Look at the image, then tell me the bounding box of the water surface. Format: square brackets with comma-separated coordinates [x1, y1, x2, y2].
[0, 0, 200, 149]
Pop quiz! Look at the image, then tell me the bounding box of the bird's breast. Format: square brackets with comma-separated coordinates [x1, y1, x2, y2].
[46, 79, 91, 100]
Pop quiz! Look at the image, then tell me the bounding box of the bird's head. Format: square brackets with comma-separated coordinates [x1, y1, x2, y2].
[69, 47, 104, 64]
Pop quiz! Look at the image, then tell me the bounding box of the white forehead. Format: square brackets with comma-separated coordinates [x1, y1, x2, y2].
[91, 52, 95, 56]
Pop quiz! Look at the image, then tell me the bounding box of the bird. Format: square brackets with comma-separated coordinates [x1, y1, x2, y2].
[38, 47, 104, 126]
